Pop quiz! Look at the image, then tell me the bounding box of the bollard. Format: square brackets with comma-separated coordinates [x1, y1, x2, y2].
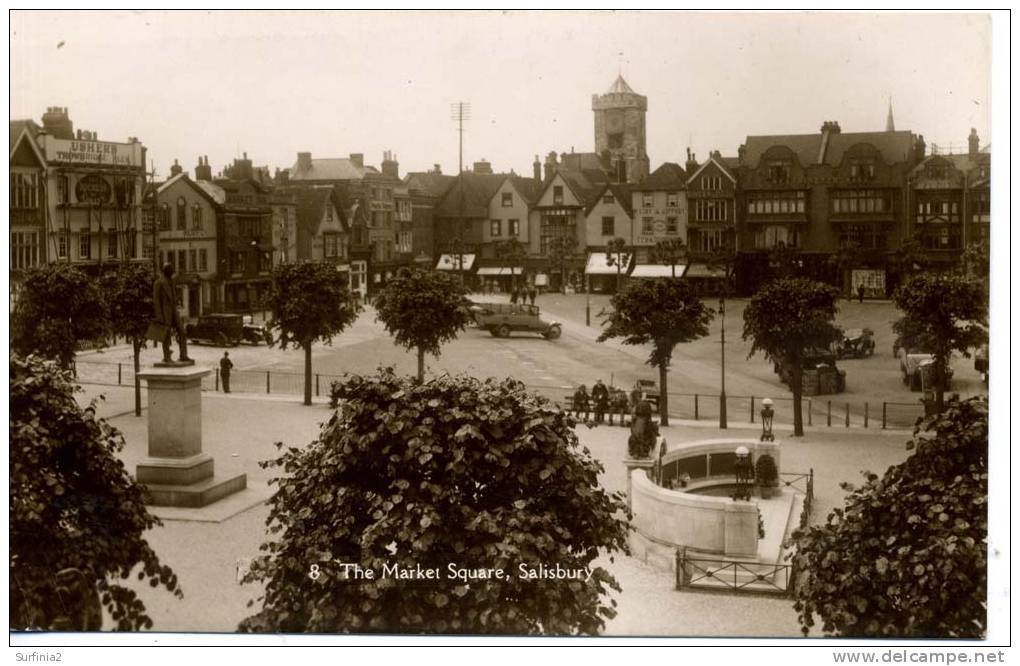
[882, 402, 887, 429]
[316, 374, 320, 397]
[215, 368, 220, 391]
[827, 400, 832, 427]
[807, 399, 812, 426]
[845, 403, 850, 428]
[118, 363, 122, 385]
[694, 394, 699, 420]
[266, 371, 271, 394]
[864, 402, 869, 428]
[750, 396, 755, 423]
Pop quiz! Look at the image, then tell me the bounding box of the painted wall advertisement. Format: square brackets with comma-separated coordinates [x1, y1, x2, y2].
[43, 138, 143, 167]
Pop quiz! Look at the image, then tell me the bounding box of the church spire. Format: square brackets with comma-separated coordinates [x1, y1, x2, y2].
[886, 97, 895, 132]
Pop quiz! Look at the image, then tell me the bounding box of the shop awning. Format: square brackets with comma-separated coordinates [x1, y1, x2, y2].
[630, 264, 687, 278]
[684, 263, 726, 279]
[585, 252, 631, 275]
[476, 266, 523, 276]
[534, 273, 548, 287]
[435, 254, 476, 271]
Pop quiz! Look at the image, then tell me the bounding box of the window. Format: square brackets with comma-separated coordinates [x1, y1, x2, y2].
[667, 193, 679, 208]
[79, 230, 91, 259]
[602, 216, 615, 236]
[57, 231, 68, 258]
[553, 186, 564, 205]
[642, 193, 654, 208]
[127, 230, 137, 259]
[695, 199, 728, 222]
[143, 243, 154, 260]
[107, 230, 118, 258]
[642, 217, 653, 234]
[832, 190, 888, 215]
[666, 217, 678, 234]
[10, 173, 38, 209]
[10, 231, 40, 269]
[701, 175, 722, 191]
[397, 231, 413, 253]
[839, 224, 886, 250]
[603, 192, 614, 204]
[58, 175, 69, 203]
[767, 162, 790, 184]
[178, 250, 187, 273]
[608, 133, 624, 149]
[159, 204, 171, 230]
[508, 219, 520, 236]
[690, 228, 727, 253]
[502, 192, 513, 207]
[192, 205, 203, 231]
[925, 164, 948, 179]
[490, 220, 502, 237]
[199, 249, 208, 271]
[754, 226, 799, 249]
[746, 191, 806, 215]
[232, 251, 245, 273]
[176, 198, 187, 230]
[260, 251, 272, 272]
[324, 234, 339, 258]
[189, 249, 197, 272]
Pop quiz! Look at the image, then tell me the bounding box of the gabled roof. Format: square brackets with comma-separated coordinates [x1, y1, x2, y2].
[276, 186, 347, 238]
[290, 157, 370, 182]
[546, 168, 610, 208]
[404, 171, 456, 198]
[635, 162, 687, 191]
[194, 180, 226, 205]
[741, 130, 915, 168]
[9, 122, 45, 167]
[585, 182, 634, 217]
[909, 152, 990, 185]
[435, 172, 510, 218]
[506, 175, 543, 205]
[157, 172, 223, 208]
[9, 119, 40, 154]
[686, 155, 737, 185]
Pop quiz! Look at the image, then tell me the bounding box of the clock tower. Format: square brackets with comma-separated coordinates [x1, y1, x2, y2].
[592, 75, 649, 184]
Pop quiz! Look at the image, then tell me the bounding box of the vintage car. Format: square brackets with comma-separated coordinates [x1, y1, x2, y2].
[897, 347, 953, 391]
[187, 313, 271, 346]
[472, 302, 562, 340]
[241, 314, 274, 345]
[775, 349, 847, 394]
[834, 327, 876, 359]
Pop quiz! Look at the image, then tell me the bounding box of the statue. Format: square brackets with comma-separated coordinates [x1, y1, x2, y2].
[149, 263, 193, 366]
[628, 400, 658, 458]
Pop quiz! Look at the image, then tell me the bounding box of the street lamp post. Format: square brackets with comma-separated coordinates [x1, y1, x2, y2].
[585, 274, 591, 326]
[760, 398, 775, 442]
[734, 445, 752, 501]
[719, 296, 727, 429]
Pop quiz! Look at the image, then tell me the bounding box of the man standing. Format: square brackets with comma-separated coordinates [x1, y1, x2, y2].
[220, 352, 234, 393]
[857, 283, 866, 303]
[152, 263, 191, 364]
[528, 286, 537, 306]
[591, 379, 610, 424]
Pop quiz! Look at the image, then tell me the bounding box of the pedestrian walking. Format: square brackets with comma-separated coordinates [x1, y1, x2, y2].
[510, 289, 518, 304]
[591, 379, 610, 424]
[220, 351, 234, 393]
[528, 286, 537, 306]
[857, 283, 866, 303]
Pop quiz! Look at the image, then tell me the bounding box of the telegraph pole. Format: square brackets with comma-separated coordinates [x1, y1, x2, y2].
[719, 296, 728, 429]
[451, 101, 471, 286]
[147, 159, 160, 271]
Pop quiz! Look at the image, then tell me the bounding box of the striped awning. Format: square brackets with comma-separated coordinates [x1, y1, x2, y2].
[630, 264, 687, 278]
[476, 266, 523, 276]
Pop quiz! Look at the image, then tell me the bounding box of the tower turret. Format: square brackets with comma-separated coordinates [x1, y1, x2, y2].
[592, 75, 649, 184]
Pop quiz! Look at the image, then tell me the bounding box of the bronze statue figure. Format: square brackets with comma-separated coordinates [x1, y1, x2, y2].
[628, 400, 658, 458]
[151, 263, 192, 365]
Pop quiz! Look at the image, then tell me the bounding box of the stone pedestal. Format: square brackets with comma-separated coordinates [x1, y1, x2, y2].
[724, 501, 759, 557]
[136, 366, 246, 508]
[623, 457, 655, 511]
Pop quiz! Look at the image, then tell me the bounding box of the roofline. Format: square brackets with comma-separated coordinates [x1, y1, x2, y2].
[686, 155, 737, 185]
[10, 127, 46, 167]
[158, 172, 223, 208]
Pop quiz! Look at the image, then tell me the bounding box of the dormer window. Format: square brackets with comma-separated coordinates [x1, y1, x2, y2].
[850, 162, 875, 181]
[767, 162, 790, 184]
[553, 185, 563, 205]
[926, 164, 947, 179]
[502, 192, 513, 207]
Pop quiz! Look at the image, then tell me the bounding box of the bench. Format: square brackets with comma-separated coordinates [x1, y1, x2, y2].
[562, 395, 631, 426]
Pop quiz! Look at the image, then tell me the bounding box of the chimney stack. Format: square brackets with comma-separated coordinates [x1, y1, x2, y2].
[432, 163, 442, 175]
[543, 151, 558, 181]
[297, 152, 312, 172]
[195, 156, 212, 181]
[533, 155, 541, 181]
[381, 150, 400, 179]
[349, 153, 364, 169]
[42, 106, 74, 140]
[472, 159, 493, 175]
[968, 128, 980, 157]
[170, 159, 183, 177]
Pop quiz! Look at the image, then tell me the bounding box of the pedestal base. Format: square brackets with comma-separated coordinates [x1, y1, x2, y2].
[154, 359, 196, 368]
[142, 473, 248, 508]
[137, 453, 214, 486]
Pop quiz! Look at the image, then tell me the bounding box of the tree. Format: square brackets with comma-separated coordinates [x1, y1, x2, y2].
[767, 242, 800, 280]
[266, 262, 362, 405]
[598, 279, 714, 426]
[892, 273, 988, 413]
[827, 241, 863, 295]
[100, 264, 156, 417]
[547, 235, 580, 293]
[651, 238, 687, 278]
[10, 354, 182, 630]
[790, 396, 987, 638]
[495, 238, 528, 293]
[959, 240, 990, 288]
[374, 268, 473, 382]
[742, 278, 842, 436]
[11, 263, 108, 369]
[238, 369, 630, 635]
[605, 237, 629, 290]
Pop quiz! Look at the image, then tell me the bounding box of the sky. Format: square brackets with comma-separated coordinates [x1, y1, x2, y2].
[10, 11, 993, 180]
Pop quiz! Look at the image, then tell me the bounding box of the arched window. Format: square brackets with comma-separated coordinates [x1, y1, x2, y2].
[192, 204, 203, 230]
[159, 203, 171, 230]
[176, 197, 187, 230]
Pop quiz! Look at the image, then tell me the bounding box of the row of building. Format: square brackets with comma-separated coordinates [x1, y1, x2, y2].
[10, 76, 991, 315]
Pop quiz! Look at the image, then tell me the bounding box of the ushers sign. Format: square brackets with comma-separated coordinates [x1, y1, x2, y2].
[43, 138, 144, 168]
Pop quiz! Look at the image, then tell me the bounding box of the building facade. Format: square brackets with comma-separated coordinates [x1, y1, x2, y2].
[592, 75, 650, 184]
[629, 162, 687, 272]
[9, 121, 47, 291]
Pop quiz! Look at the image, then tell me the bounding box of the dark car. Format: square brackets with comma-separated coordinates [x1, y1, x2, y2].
[472, 302, 562, 340]
[187, 313, 270, 347]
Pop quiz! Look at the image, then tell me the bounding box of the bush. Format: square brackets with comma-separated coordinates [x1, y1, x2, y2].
[240, 369, 630, 635]
[755, 454, 779, 488]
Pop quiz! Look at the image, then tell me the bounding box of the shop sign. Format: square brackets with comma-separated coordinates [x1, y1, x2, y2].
[75, 174, 112, 204]
[45, 138, 142, 167]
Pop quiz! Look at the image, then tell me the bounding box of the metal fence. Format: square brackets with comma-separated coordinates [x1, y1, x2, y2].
[74, 359, 925, 429]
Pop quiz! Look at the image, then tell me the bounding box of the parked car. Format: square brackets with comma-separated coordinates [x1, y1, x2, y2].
[897, 347, 953, 391]
[775, 349, 847, 394]
[241, 314, 274, 345]
[834, 327, 876, 359]
[186, 313, 244, 347]
[472, 302, 562, 340]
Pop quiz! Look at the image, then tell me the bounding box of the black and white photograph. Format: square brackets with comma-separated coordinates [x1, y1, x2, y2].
[6, 8, 1009, 656]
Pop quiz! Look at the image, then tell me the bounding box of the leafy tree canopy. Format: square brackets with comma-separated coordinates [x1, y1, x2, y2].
[790, 396, 987, 638]
[892, 273, 988, 361]
[374, 268, 472, 359]
[599, 278, 713, 368]
[266, 262, 362, 349]
[12, 263, 108, 367]
[10, 355, 182, 630]
[239, 369, 630, 635]
[742, 278, 842, 365]
[100, 263, 156, 342]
